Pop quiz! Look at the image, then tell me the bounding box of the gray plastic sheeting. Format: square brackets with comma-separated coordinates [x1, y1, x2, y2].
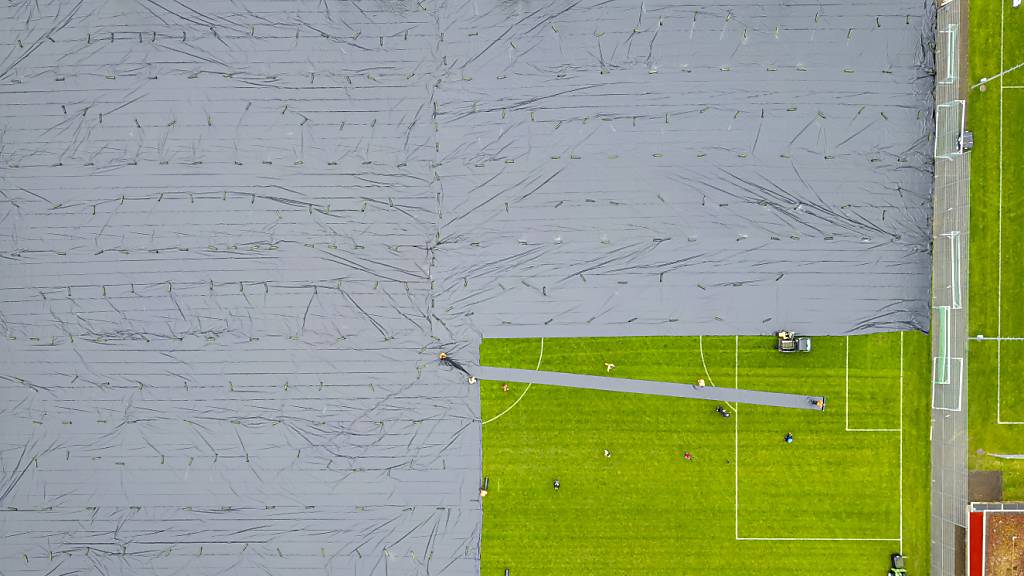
[475, 367, 826, 410]
[0, 1, 932, 575]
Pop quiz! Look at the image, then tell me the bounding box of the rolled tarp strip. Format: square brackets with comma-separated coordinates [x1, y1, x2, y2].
[476, 367, 826, 411]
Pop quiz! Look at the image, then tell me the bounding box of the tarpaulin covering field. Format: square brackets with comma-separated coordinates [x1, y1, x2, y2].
[0, 1, 934, 574]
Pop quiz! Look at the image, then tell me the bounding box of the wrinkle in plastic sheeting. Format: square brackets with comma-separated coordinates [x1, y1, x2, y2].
[0, 1, 933, 574]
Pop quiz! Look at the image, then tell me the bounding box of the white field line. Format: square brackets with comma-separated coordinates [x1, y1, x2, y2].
[999, 0, 1005, 426]
[701, 335, 737, 412]
[735, 335, 902, 542]
[973, 60, 1024, 89]
[994, 3, 1024, 425]
[846, 336, 900, 433]
[481, 337, 544, 425]
[987, 1, 1024, 422]
[975, 336, 1024, 341]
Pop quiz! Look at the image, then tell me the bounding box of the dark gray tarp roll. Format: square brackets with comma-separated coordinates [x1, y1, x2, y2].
[476, 367, 826, 411]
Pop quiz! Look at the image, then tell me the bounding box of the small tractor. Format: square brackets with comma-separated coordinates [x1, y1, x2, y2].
[888, 553, 907, 576]
[776, 330, 811, 353]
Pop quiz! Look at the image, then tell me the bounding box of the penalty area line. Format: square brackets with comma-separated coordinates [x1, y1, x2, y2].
[736, 334, 904, 543]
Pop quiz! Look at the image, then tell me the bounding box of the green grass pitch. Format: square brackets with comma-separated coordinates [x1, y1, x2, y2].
[967, 0, 1024, 498]
[479, 333, 930, 575]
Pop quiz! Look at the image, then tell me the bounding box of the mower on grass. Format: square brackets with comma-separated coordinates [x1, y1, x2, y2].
[888, 553, 907, 576]
[776, 330, 811, 353]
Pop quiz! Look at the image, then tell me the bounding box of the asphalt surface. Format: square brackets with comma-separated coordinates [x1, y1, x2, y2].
[930, 2, 970, 573]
